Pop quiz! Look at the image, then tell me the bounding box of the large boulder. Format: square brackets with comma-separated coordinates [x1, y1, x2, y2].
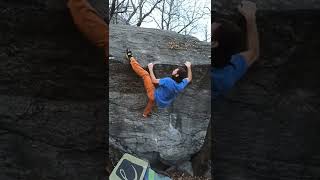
[0, 1, 106, 179]
[109, 24, 211, 166]
[213, 1, 320, 179]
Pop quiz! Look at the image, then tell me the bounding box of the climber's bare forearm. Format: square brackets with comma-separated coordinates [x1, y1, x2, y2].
[148, 67, 159, 84]
[184, 61, 192, 82]
[238, 1, 259, 66]
[187, 67, 192, 82]
[241, 17, 259, 65]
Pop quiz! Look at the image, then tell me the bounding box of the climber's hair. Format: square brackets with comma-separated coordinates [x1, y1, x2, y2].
[213, 18, 243, 68]
[172, 67, 187, 83]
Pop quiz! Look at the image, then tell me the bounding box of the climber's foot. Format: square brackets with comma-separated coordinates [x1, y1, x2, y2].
[109, 54, 115, 60]
[142, 114, 148, 118]
[126, 48, 133, 61]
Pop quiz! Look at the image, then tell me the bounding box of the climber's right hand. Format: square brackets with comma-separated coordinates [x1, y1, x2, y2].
[238, 1, 257, 20]
[184, 61, 191, 68]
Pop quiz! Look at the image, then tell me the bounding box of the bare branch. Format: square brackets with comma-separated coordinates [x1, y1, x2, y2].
[136, 0, 163, 26]
[126, 0, 138, 24]
[109, 0, 117, 23]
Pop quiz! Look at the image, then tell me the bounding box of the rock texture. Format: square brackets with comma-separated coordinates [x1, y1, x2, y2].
[109, 25, 211, 166]
[109, 25, 210, 66]
[0, 1, 106, 179]
[213, 1, 320, 179]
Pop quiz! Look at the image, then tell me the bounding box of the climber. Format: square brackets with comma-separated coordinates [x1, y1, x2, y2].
[66, 0, 108, 58]
[212, 0, 259, 97]
[126, 49, 192, 118]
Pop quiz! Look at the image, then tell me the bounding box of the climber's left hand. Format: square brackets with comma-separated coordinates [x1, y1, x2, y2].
[148, 63, 154, 70]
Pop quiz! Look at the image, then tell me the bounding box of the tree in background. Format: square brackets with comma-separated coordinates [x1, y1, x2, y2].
[154, 0, 209, 35]
[108, 0, 211, 41]
[109, 0, 162, 26]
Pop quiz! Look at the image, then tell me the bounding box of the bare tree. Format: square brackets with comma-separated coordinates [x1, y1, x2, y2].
[152, 0, 209, 36]
[177, 0, 207, 34]
[136, 0, 163, 26]
[125, 0, 138, 24]
[109, 0, 129, 24]
[109, 0, 163, 26]
[108, 0, 116, 24]
[203, 23, 211, 42]
[108, 0, 211, 41]
[151, 0, 182, 30]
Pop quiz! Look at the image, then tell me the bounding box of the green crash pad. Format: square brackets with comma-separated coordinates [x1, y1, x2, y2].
[110, 153, 149, 180]
[144, 168, 171, 180]
[109, 153, 171, 180]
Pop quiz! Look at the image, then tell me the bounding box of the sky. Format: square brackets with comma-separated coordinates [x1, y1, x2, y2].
[138, 0, 211, 42]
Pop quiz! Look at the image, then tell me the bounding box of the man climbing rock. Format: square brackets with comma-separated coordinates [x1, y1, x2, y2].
[212, 0, 259, 97]
[126, 49, 192, 118]
[66, 0, 108, 57]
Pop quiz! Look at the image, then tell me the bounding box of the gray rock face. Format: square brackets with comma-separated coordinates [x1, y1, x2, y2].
[213, 6, 320, 180]
[109, 25, 210, 66]
[0, 1, 106, 179]
[109, 25, 211, 165]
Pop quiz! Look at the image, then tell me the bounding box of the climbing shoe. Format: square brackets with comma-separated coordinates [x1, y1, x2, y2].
[109, 54, 115, 60]
[126, 48, 133, 60]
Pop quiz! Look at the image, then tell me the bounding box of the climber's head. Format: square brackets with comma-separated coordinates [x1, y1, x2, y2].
[171, 67, 187, 83]
[212, 19, 243, 68]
